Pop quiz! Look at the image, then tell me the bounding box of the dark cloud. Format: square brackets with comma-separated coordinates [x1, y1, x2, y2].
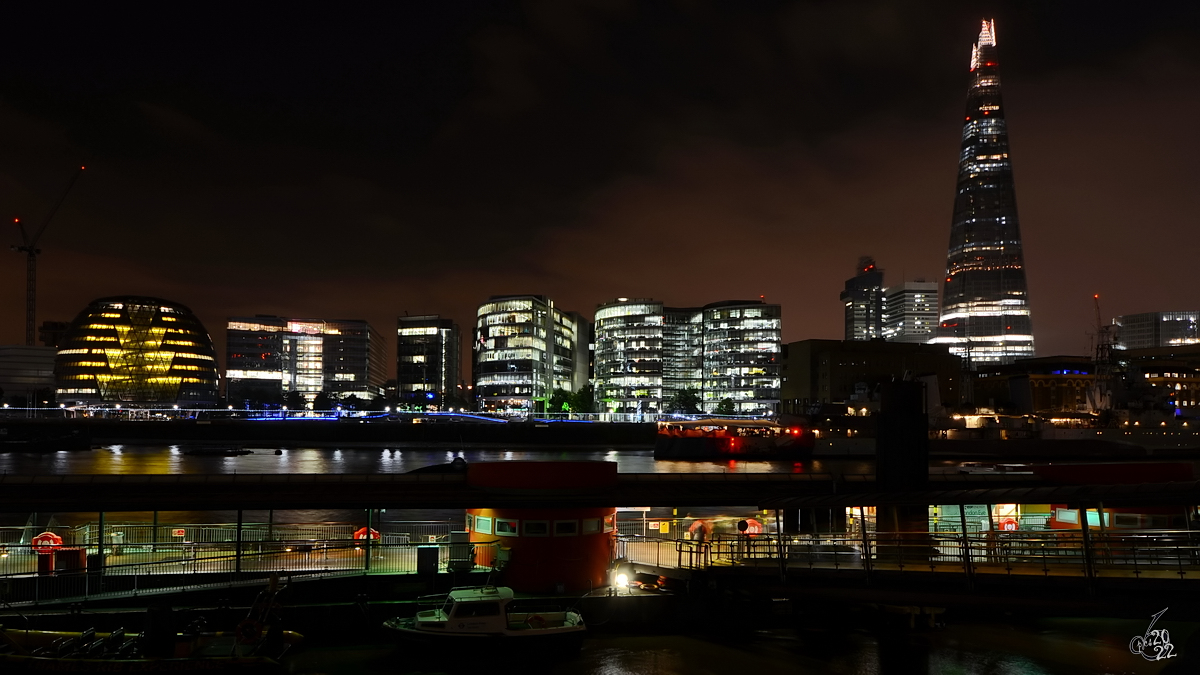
[2, 1, 1198, 367]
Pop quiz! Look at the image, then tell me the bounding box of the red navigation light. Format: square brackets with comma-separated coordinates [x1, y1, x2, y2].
[965, 117, 970, 121]
[946, 277, 952, 282]
[13, 218, 18, 223]
[985, 62, 995, 67]
[80, 166, 86, 170]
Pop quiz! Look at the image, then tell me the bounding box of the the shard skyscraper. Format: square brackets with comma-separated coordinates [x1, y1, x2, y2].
[936, 19, 1034, 368]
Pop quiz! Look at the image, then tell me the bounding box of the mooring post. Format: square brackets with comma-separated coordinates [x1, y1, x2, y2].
[236, 509, 243, 577]
[858, 506, 872, 582]
[775, 509, 786, 581]
[958, 505, 974, 590]
[365, 508, 373, 572]
[1077, 504, 1095, 593]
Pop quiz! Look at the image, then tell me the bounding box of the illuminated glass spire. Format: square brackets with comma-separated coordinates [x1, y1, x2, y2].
[935, 19, 1034, 368]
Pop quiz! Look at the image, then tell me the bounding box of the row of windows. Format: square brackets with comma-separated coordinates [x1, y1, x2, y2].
[465, 513, 615, 537]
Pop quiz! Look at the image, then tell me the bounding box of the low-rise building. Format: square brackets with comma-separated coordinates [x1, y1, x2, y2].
[226, 316, 387, 407]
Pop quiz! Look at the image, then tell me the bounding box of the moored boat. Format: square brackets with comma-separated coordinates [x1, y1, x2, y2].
[0, 576, 301, 672]
[0, 624, 302, 673]
[654, 418, 813, 459]
[383, 585, 585, 650]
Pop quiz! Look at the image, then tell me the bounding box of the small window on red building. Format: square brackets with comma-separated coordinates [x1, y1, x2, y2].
[603, 514, 616, 533]
[495, 518, 519, 537]
[474, 516, 493, 535]
[554, 520, 578, 536]
[524, 520, 549, 537]
[582, 518, 602, 534]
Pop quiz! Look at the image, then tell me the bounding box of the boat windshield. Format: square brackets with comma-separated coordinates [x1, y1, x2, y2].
[453, 602, 500, 618]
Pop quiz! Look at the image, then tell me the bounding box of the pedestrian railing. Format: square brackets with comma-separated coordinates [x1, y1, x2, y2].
[0, 539, 501, 607]
[619, 529, 1200, 579]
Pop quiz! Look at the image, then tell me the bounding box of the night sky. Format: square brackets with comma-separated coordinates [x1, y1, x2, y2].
[3, 2, 1198, 371]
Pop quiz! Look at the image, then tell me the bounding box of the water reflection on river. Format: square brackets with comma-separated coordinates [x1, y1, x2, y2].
[0, 445, 870, 527]
[0, 443, 871, 476]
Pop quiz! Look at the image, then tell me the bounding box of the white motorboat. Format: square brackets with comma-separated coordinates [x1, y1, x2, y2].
[382, 586, 585, 650]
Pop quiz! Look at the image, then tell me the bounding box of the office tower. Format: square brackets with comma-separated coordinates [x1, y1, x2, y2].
[1115, 312, 1200, 350]
[594, 299, 664, 414]
[55, 296, 219, 406]
[700, 301, 782, 413]
[883, 280, 940, 343]
[226, 316, 387, 406]
[593, 298, 781, 415]
[936, 19, 1034, 367]
[473, 295, 589, 412]
[397, 315, 461, 408]
[840, 257, 884, 341]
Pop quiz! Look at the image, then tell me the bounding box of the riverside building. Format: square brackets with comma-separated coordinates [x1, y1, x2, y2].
[1115, 312, 1200, 350]
[54, 296, 219, 407]
[593, 298, 781, 416]
[397, 315, 461, 409]
[472, 295, 590, 413]
[935, 19, 1035, 367]
[840, 257, 884, 341]
[225, 316, 387, 406]
[883, 280, 940, 344]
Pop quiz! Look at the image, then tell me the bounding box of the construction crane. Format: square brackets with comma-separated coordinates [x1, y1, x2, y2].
[1088, 293, 1115, 412]
[12, 166, 85, 346]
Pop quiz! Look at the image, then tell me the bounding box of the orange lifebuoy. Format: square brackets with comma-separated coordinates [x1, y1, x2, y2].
[526, 615, 546, 629]
[236, 619, 264, 644]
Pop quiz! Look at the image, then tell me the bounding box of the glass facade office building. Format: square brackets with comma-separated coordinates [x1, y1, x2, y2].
[593, 298, 781, 415]
[54, 296, 219, 406]
[397, 315, 461, 408]
[840, 258, 884, 341]
[473, 295, 589, 412]
[935, 20, 1035, 367]
[883, 281, 940, 344]
[1115, 312, 1200, 350]
[226, 317, 387, 406]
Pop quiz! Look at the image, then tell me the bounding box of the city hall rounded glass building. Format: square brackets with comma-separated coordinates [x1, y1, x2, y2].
[55, 296, 219, 407]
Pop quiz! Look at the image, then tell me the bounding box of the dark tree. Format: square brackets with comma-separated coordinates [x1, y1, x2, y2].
[666, 388, 702, 414]
[313, 391, 337, 411]
[549, 388, 573, 413]
[568, 384, 596, 414]
[715, 398, 736, 415]
[284, 390, 306, 410]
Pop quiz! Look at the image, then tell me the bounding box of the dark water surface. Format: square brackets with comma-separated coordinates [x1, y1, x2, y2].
[291, 619, 1196, 675]
[0, 443, 871, 476]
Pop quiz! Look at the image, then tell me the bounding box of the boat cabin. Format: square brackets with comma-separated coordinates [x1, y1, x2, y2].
[414, 586, 578, 633]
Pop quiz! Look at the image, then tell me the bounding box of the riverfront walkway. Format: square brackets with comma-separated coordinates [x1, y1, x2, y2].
[6, 525, 1200, 607]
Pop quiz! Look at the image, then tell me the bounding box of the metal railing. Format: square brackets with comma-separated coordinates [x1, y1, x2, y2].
[619, 529, 1200, 579]
[0, 538, 500, 607]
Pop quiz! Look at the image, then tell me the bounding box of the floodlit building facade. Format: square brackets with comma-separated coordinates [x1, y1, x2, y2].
[935, 20, 1035, 367]
[841, 257, 884, 341]
[1114, 312, 1200, 350]
[883, 280, 940, 343]
[226, 316, 387, 406]
[473, 295, 589, 412]
[54, 296, 219, 407]
[593, 298, 781, 415]
[397, 315, 461, 408]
